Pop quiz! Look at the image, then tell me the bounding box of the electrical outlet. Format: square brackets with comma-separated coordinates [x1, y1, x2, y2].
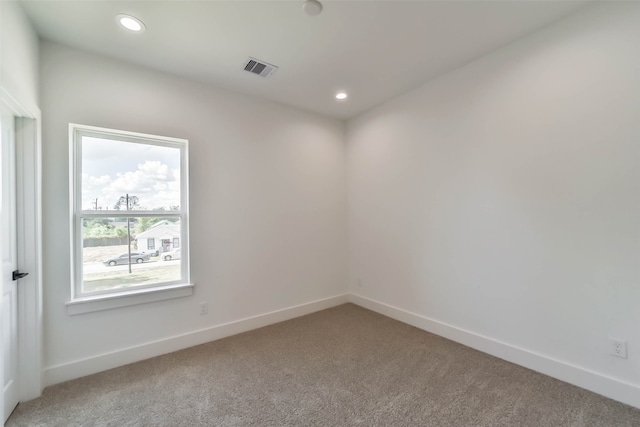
[611, 339, 627, 359]
[200, 302, 208, 315]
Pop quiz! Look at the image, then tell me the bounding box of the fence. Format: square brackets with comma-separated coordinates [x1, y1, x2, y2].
[83, 236, 130, 248]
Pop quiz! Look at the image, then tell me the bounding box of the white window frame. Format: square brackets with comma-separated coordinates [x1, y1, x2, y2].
[67, 124, 193, 315]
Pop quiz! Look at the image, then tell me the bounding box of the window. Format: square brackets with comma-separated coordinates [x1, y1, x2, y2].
[173, 237, 180, 248]
[68, 124, 191, 313]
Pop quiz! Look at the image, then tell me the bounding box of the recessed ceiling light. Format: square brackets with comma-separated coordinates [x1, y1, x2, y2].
[335, 92, 348, 100]
[303, 0, 323, 16]
[116, 14, 145, 32]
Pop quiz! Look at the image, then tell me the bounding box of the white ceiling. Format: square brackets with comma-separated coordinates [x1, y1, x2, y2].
[21, 0, 589, 120]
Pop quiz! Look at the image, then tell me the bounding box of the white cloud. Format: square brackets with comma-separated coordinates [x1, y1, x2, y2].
[82, 161, 180, 210]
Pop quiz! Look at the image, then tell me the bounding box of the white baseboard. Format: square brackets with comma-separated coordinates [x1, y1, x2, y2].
[348, 293, 640, 410]
[42, 291, 640, 410]
[44, 293, 349, 387]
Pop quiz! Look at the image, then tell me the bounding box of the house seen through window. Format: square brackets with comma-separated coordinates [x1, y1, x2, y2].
[71, 124, 189, 299]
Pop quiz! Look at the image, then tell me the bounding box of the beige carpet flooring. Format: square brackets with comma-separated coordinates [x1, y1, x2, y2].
[7, 304, 640, 426]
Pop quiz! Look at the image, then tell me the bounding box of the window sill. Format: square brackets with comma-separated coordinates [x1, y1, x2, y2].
[66, 283, 194, 315]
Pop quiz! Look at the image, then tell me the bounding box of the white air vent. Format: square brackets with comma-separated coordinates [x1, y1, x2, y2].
[242, 57, 278, 78]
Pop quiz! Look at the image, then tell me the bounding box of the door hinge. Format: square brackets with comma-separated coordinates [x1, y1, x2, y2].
[12, 270, 28, 281]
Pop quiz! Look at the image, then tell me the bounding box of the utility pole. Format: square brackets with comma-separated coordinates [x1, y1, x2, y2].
[126, 194, 132, 274]
[93, 198, 98, 210]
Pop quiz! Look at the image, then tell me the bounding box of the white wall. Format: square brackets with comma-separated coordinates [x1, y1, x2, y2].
[0, 1, 39, 111]
[40, 41, 347, 383]
[347, 2, 640, 407]
[0, 0, 42, 406]
[33, 0, 640, 409]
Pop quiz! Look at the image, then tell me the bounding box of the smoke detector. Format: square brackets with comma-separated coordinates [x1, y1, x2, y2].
[242, 57, 278, 78]
[303, 0, 323, 16]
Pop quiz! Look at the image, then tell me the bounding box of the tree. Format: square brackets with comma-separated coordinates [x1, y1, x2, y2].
[136, 217, 163, 233]
[82, 219, 116, 238]
[114, 195, 140, 210]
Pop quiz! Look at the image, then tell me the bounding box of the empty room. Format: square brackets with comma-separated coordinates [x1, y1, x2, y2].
[1, 0, 639, 425]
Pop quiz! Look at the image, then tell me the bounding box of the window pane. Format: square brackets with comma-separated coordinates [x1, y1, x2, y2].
[81, 136, 181, 211]
[82, 217, 182, 294]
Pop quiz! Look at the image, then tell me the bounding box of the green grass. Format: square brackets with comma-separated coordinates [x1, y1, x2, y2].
[83, 265, 180, 293]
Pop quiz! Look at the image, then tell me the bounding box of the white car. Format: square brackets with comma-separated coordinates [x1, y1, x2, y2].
[162, 249, 181, 261]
